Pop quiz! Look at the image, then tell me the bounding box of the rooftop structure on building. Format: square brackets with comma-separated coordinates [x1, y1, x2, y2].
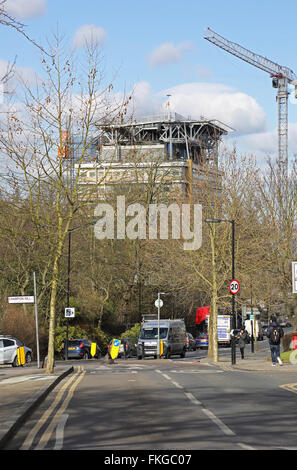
[66, 112, 231, 199]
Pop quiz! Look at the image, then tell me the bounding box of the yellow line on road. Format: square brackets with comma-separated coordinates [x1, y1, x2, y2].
[279, 383, 297, 395]
[35, 366, 86, 450]
[20, 366, 84, 450]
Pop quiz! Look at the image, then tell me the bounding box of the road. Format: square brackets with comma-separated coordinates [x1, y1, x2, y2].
[5, 336, 297, 452]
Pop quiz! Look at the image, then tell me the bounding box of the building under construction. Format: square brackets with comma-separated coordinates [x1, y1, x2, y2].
[73, 112, 230, 200]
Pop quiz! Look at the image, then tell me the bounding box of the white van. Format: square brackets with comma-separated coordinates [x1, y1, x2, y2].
[137, 319, 187, 359]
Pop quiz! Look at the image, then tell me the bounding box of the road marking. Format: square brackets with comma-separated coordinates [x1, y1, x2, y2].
[0, 375, 56, 384]
[170, 369, 223, 374]
[162, 373, 171, 381]
[202, 408, 235, 436]
[35, 367, 86, 450]
[237, 442, 255, 450]
[279, 383, 297, 395]
[20, 366, 84, 450]
[185, 392, 202, 405]
[54, 413, 69, 450]
[171, 380, 183, 389]
[157, 369, 236, 438]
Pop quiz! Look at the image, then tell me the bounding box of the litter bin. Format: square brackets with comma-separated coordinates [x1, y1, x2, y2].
[292, 333, 297, 350]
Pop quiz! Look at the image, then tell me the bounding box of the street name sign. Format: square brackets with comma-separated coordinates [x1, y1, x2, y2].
[8, 296, 35, 304]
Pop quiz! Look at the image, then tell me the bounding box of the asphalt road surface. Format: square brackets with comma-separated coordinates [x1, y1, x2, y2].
[6, 337, 297, 452]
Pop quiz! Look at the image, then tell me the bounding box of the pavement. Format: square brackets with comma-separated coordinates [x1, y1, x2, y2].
[0, 348, 297, 450]
[200, 347, 297, 372]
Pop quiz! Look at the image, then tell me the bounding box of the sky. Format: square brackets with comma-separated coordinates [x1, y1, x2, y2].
[1, 0, 297, 167]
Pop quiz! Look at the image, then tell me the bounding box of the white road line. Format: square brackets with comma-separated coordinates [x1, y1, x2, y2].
[171, 380, 183, 389]
[156, 369, 236, 438]
[54, 413, 69, 450]
[185, 392, 202, 406]
[237, 442, 255, 450]
[1, 375, 55, 384]
[202, 408, 235, 436]
[162, 373, 171, 381]
[20, 367, 83, 450]
[35, 367, 86, 450]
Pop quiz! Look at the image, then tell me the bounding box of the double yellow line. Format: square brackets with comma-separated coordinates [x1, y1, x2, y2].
[21, 366, 85, 450]
[279, 383, 297, 395]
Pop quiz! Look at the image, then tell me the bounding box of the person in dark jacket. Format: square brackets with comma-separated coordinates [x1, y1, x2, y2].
[266, 316, 284, 366]
[237, 328, 248, 359]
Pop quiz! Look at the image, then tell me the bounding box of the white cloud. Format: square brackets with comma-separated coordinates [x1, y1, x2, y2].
[73, 24, 106, 50]
[148, 41, 192, 67]
[160, 83, 268, 135]
[5, 0, 46, 18]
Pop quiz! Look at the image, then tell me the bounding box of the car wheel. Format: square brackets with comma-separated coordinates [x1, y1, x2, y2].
[180, 350, 186, 358]
[12, 356, 18, 367]
[25, 352, 32, 364]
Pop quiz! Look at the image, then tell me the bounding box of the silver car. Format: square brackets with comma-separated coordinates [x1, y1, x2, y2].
[0, 336, 32, 367]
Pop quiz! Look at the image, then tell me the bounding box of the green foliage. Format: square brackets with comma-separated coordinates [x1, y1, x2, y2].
[93, 327, 111, 354]
[120, 323, 141, 342]
[54, 325, 88, 354]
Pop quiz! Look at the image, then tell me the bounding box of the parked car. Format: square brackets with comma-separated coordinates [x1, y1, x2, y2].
[186, 333, 196, 351]
[196, 333, 208, 349]
[0, 335, 32, 367]
[108, 338, 137, 358]
[61, 339, 101, 360]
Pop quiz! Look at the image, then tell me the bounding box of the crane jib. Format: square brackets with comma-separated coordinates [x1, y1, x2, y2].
[204, 28, 297, 83]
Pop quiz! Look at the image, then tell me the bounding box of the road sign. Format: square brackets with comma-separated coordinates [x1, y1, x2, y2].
[17, 347, 25, 366]
[229, 279, 240, 295]
[65, 308, 75, 318]
[8, 296, 35, 304]
[155, 298, 163, 308]
[110, 339, 120, 359]
[292, 262, 297, 293]
[90, 343, 97, 357]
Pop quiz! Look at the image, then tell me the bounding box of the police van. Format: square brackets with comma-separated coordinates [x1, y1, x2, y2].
[137, 319, 187, 359]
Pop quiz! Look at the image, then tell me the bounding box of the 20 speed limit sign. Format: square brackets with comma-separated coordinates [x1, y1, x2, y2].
[229, 279, 240, 295]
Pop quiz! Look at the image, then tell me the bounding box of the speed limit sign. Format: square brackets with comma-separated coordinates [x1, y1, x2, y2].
[229, 279, 240, 295]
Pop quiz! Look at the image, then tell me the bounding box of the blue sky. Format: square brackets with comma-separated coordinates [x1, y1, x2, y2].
[1, 0, 297, 165]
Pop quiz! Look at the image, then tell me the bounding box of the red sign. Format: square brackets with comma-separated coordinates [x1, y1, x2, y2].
[195, 306, 210, 325]
[229, 279, 240, 295]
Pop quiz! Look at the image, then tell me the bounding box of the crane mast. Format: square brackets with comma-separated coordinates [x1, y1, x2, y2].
[204, 27, 297, 178]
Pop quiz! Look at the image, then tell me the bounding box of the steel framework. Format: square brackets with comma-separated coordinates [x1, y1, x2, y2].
[204, 27, 297, 177]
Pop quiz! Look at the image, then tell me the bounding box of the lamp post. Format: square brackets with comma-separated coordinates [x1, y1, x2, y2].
[65, 221, 96, 360]
[204, 218, 236, 364]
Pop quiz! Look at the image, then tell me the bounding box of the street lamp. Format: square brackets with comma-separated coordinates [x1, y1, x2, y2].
[204, 218, 236, 364]
[65, 221, 96, 360]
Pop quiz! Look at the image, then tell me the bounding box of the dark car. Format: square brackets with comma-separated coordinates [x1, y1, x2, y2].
[108, 338, 137, 358]
[186, 333, 196, 351]
[61, 339, 101, 360]
[196, 333, 208, 349]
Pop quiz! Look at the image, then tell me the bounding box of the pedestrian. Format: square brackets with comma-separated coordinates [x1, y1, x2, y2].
[266, 315, 284, 366]
[237, 328, 248, 359]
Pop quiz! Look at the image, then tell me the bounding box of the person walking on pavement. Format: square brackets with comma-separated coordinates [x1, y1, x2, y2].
[237, 328, 248, 359]
[266, 315, 284, 366]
